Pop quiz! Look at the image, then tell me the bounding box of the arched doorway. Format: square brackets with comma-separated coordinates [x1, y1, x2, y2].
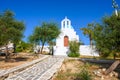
[64, 36, 69, 47]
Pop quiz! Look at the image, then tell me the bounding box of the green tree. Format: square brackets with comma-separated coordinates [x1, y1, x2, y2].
[0, 10, 25, 60]
[94, 13, 120, 58]
[80, 23, 95, 46]
[81, 23, 96, 57]
[29, 22, 60, 54]
[68, 41, 80, 57]
[93, 12, 120, 74]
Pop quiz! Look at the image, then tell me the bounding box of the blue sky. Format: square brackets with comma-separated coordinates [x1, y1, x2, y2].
[0, 0, 120, 45]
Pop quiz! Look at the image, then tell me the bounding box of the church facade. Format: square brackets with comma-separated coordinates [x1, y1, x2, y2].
[54, 17, 79, 56]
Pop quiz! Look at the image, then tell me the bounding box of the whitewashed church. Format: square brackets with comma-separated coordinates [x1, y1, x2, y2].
[53, 17, 99, 56]
[34, 17, 99, 56]
[53, 17, 79, 56]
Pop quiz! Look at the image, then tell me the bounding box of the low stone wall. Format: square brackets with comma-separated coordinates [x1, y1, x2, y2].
[79, 45, 99, 56]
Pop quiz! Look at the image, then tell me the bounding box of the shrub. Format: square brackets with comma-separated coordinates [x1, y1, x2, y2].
[68, 41, 80, 57]
[76, 68, 92, 80]
[15, 41, 33, 52]
[68, 52, 80, 57]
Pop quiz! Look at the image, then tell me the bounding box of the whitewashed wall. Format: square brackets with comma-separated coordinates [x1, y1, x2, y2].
[34, 45, 99, 57]
[79, 45, 99, 56]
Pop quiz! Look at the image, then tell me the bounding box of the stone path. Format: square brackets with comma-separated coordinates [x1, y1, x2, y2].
[5, 56, 65, 80]
[0, 55, 49, 79]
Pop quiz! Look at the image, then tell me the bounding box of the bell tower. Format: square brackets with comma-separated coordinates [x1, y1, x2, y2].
[61, 16, 71, 29]
[54, 17, 79, 56]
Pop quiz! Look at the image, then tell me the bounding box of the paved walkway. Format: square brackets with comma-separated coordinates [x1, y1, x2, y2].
[5, 56, 65, 80]
[0, 55, 49, 79]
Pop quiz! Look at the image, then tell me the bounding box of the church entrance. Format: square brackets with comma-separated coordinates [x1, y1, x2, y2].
[64, 36, 69, 47]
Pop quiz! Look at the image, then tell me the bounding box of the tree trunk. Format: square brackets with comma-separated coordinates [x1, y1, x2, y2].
[113, 53, 116, 60]
[40, 43, 45, 54]
[89, 34, 92, 46]
[13, 43, 16, 53]
[5, 45, 10, 60]
[104, 60, 120, 75]
[89, 35, 94, 57]
[52, 46, 54, 55]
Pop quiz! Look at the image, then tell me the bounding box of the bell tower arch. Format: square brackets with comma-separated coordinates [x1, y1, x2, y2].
[61, 16, 71, 29]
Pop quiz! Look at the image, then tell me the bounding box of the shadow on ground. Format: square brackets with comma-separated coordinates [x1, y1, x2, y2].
[0, 55, 29, 62]
[80, 58, 120, 79]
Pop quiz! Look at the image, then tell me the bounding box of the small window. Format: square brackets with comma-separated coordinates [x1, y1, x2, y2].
[63, 21, 65, 28]
[67, 21, 69, 25]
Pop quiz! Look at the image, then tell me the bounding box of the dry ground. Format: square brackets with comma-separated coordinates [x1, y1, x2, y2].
[52, 59, 119, 80]
[0, 52, 39, 70]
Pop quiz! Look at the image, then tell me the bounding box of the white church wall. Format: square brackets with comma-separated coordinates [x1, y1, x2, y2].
[33, 45, 100, 57]
[53, 46, 68, 56]
[63, 29, 79, 41]
[56, 35, 64, 47]
[56, 29, 79, 47]
[79, 45, 99, 56]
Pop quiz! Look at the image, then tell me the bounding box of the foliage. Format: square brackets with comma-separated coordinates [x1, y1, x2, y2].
[0, 10, 25, 46]
[76, 62, 92, 80]
[56, 60, 92, 80]
[93, 12, 120, 58]
[68, 41, 80, 57]
[0, 10, 25, 59]
[76, 68, 92, 80]
[80, 23, 95, 45]
[56, 71, 74, 80]
[29, 22, 60, 54]
[68, 52, 80, 57]
[15, 41, 33, 52]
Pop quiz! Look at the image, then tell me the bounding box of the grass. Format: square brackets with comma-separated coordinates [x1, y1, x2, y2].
[55, 68, 92, 80]
[63, 59, 75, 64]
[55, 71, 78, 80]
[53, 59, 93, 80]
[76, 68, 92, 80]
[52, 58, 119, 80]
